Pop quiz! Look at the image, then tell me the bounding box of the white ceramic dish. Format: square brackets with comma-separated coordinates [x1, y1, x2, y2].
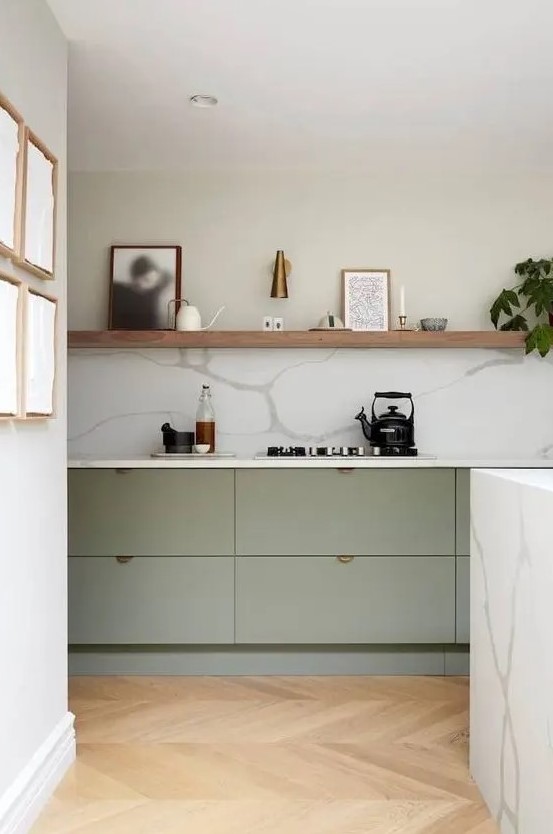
[195, 444, 211, 454]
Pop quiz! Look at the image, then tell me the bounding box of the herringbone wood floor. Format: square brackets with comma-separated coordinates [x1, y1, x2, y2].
[32, 676, 497, 833]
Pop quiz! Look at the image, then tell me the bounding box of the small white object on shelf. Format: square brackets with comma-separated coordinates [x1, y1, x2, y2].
[194, 444, 210, 454]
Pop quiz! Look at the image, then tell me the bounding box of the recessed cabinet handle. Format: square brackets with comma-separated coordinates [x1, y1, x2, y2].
[337, 555, 354, 564]
[116, 555, 134, 564]
[337, 468, 354, 474]
[115, 468, 133, 475]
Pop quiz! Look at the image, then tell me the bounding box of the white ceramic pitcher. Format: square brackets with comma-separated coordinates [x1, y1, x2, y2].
[169, 300, 225, 331]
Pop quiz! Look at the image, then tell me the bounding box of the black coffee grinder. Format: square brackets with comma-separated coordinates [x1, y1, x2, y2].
[355, 392, 417, 456]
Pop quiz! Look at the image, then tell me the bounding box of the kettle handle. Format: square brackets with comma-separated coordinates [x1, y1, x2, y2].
[202, 305, 225, 331]
[371, 392, 414, 422]
[167, 298, 190, 328]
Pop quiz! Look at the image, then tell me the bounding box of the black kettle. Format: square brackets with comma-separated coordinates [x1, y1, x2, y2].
[355, 392, 415, 449]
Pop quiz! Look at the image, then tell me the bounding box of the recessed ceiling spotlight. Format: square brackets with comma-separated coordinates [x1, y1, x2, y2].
[189, 94, 218, 108]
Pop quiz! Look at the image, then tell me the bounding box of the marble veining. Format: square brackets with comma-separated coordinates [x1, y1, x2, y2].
[68, 347, 553, 457]
[470, 469, 553, 834]
[471, 498, 525, 833]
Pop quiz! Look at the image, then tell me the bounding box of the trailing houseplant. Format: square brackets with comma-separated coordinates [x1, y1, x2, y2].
[490, 258, 553, 356]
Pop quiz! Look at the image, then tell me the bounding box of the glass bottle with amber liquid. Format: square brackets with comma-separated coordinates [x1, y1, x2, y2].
[195, 384, 215, 452]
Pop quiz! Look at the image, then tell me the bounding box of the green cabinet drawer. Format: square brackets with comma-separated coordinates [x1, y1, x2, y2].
[236, 556, 455, 644]
[236, 470, 455, 556]
[68, 556, 234, 644]
[456, 556, 470, 643]
[456, 470, 470, 556]
[68, 470, 234, 556]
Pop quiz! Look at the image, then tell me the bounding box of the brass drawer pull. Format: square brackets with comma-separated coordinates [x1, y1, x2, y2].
[116, 555, 134, 564]
[337, 555, 354, 564]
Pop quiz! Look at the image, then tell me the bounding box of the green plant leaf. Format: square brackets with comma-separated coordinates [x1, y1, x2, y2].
[520, 275, 540, 297]
[490, 289, 517, 328]
[527, 280, 553, 318]
[500, 314, 528, 331]
[525, 324, 553, 357]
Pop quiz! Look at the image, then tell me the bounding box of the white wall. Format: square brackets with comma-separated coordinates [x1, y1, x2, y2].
[68, 169, 553, 331]
[0, 0, 70, 829]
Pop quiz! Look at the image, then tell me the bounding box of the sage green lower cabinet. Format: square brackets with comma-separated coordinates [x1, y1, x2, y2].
[235, 470, 455, 556]
[68, 470, 234, 556]
[235, 556, 455, 644]
[456, 556, 470, 643]
[68, 556, 234, 644]
[456, 470, 470, 556]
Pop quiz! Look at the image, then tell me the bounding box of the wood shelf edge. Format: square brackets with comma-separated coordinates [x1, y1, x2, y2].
[67, 330, 527, 349]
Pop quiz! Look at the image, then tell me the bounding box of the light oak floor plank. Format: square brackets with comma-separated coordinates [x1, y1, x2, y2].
[32, 676, 497, 833]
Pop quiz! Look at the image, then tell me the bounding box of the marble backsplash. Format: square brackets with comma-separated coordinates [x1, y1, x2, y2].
[68, 347, 553, 459]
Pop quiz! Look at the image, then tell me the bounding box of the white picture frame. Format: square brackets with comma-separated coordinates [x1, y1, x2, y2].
[0, 272, 23, 418]
[15, 128, 57, 280]
[0, 93, 24, 259]
[342, 268, 391, 332]
[23, 287, 57, 417]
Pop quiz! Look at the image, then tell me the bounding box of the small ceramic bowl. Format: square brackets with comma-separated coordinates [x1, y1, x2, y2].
[194, 444, 211, 455]
[420, 317, 448, 331]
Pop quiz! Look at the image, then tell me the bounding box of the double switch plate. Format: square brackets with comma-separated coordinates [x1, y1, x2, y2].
[263, 316, 284, 332]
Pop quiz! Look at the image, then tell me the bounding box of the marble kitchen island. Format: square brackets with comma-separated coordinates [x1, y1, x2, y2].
[471, 469, 553, 834]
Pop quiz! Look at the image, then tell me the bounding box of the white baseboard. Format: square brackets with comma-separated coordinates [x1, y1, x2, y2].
[0, 711, 76, 834]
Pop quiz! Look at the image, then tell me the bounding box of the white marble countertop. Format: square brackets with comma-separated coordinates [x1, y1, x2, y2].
[68, 456, 553, 469]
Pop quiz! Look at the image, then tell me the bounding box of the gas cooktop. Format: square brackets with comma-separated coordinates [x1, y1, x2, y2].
[256, 445, 419, 458]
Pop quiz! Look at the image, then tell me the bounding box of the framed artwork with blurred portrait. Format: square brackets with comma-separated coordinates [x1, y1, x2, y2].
[109, 245, 182, 330]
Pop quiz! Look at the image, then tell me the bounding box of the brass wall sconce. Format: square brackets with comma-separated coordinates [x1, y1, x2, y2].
[270, 250, 292, 298]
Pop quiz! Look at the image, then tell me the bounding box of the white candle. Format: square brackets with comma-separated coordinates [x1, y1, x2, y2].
[399, 286, 406, 317]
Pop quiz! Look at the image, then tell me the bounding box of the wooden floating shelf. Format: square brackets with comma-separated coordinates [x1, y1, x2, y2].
[68, 330, 526, 350]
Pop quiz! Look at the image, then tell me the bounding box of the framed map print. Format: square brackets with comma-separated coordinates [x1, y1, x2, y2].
[342, 269, 391, 331]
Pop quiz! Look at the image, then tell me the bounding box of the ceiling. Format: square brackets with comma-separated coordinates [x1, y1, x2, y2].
[47, 0, 553, 172]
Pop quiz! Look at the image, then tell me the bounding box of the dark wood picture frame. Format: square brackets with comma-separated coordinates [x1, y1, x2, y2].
[108, 244, 182, 330]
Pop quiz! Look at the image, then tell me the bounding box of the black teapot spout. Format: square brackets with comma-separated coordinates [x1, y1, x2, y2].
[355, 407, 372, 442]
